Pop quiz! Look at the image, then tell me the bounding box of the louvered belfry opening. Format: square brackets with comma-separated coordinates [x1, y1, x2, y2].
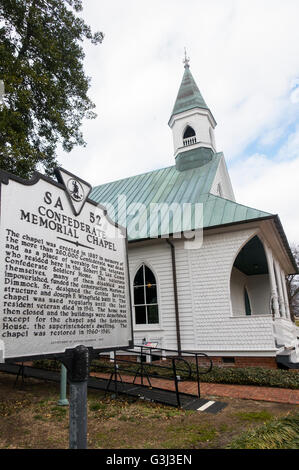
[183, 126, 196, 147]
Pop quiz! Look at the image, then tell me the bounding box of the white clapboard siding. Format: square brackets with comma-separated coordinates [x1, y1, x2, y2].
[128, 227, 277, 355]
[188, 229, 276, 352]
[173, 244, 197, 349]
[128, 241, 196, 351]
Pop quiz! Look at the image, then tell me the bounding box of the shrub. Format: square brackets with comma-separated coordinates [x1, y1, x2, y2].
[32, 359, 299, 390]
[201, 366, 299, 390]
[33, 359, 60, 371]
[228, 414, 299, 449]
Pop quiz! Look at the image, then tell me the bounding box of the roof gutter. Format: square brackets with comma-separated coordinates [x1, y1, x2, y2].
[166, 239, 182, 356]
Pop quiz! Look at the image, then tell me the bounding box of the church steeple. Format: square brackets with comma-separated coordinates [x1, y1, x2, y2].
[168, 54, 217, 164]
[170, 52, 210, 120]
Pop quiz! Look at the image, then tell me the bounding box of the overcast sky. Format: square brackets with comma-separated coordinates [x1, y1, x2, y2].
[58, 0, 299, 244]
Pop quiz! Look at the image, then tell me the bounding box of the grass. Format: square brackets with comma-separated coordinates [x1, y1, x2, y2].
[234, 410, 273, 423]
[162, 423, 218, 448]
[0, 372, 298, 449]
[228, 413, 299, 449]
[88, 395, 185, 422]
[89, 402, 106, 412]
[0, 399, 31, 417]
[33, 414, 46, 421]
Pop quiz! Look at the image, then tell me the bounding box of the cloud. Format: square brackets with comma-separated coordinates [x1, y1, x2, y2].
[56, 0, 299, 244]
[230, 154, 299, 243]
[276, 124, 299, 161]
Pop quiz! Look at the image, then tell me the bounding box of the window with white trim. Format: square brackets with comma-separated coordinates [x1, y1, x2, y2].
[133, 264, 159, 325]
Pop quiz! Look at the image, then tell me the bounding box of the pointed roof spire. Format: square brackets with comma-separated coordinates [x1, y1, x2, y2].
[169, 53, 212, 123]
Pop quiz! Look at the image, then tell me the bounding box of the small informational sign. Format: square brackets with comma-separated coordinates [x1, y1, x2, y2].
[143, 342, 158, 348]
[0, 168, 132, 360]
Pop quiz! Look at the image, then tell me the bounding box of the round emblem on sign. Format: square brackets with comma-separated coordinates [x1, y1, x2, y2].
[67, 178, 84, 202]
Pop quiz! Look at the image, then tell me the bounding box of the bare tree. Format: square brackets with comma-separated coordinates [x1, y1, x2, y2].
[286, 245, 299, 322]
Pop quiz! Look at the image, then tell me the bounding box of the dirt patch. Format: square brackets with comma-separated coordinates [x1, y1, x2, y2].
[0, 372, 297, 449]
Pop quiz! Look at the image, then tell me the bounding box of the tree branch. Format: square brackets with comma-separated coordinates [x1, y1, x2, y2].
[17, 0, 37, 59]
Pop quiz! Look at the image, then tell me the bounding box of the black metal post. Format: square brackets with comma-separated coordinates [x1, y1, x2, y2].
[14, 362, 25, 388]
[166, 239, 182, 356]
[114, 350, 118, 396]
[140, 346, 144, 385]
[172, 358, 181, 408]
[63, 345, 90, 449]
[195, 354, 201, 398]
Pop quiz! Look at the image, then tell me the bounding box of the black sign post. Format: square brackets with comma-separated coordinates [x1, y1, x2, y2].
[63, 345, 90, 449]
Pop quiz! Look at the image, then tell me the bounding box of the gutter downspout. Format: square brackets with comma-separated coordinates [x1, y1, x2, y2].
[166, 239, 182, 356]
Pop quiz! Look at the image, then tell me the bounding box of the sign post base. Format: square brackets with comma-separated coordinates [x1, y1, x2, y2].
[62, 345, 90, 449]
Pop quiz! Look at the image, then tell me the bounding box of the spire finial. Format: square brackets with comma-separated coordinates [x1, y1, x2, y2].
[183, 48, 190, 69]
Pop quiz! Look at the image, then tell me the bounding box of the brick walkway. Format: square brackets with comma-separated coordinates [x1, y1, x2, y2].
[90, 372, 299, 405]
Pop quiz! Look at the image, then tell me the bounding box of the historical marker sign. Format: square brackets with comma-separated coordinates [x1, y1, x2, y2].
[0, 169, 133, 360]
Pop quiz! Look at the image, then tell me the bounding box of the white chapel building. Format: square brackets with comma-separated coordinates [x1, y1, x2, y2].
[91, 57, 299, 369]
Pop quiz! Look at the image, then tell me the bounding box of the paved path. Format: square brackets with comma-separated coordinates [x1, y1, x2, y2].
[90, 372, 299, 405]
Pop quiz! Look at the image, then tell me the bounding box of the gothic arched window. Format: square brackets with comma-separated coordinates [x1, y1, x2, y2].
[133, 264, 159, 324]
[183, 126, 196, 146]
[183, 126, 196, 139]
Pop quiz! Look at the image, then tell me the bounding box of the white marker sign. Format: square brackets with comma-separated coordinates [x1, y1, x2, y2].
[0, 169, 133, 360]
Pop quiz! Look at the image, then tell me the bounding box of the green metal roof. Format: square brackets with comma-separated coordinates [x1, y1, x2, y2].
[90, 151, 272, 241]
[169, 65, 211, 122]
[201, 193, 271, 229]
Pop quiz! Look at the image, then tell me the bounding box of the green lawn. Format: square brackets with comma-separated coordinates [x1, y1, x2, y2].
[0, 372, 298, 449]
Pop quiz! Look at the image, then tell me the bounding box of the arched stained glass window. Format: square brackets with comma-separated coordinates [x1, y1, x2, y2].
[133, 265, 159, 324]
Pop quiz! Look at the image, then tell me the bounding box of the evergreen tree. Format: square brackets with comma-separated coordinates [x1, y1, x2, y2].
[0, 0, 104, 178]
